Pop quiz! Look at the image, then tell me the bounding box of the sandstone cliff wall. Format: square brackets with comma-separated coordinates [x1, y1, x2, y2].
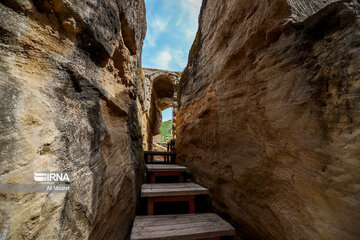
[0, 1, 146, 239]
[177, 0, 360, 239]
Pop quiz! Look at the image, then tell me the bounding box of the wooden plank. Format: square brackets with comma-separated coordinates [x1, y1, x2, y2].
[134, 213, 221, 227]
[146, 164, 187, 172]
[144, 151, 176, 155]
[130, 213, 235, 240]
[141, 183, 209, 197]
[142, 183, 205, 189]
[132, 217, 234, 239]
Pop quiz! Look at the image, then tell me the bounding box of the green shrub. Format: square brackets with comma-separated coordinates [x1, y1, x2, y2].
[160, 120, 173, 143]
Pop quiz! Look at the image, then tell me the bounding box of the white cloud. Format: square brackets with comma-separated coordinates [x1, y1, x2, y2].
[153, 16, 169, 31]
[144, 15, 170, 47]
[176, 0, 201, 40]
[154, 50, 172, 69]
[181, 0, 202, 18]
[172, 49, 187, 69]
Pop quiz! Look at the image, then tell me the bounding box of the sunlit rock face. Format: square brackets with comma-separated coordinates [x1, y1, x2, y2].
[0, 0, 146, 239]
[177, 0, 360, 239]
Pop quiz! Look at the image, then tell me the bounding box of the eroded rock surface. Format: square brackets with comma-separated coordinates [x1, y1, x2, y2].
[0, 1, 146, 239]
[177, 0, 360, 239]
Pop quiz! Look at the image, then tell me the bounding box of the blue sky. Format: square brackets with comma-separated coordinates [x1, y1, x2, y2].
[142, 0, 202, 71]
[162, 108, 173, 122]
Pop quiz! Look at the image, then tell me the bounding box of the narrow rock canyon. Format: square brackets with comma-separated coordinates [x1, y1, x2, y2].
[177, 0, 360, 239]
[0, 0, 359, 239]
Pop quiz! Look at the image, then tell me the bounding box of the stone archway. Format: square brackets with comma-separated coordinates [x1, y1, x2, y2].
[142, 68, 181, 150]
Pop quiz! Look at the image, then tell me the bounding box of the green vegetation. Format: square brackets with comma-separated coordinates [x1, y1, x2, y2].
[160, 120, 173, 143]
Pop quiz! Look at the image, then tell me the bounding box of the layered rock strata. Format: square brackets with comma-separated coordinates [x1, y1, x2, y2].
[0, 0, 146, 239]
[177, 0, 360, 239]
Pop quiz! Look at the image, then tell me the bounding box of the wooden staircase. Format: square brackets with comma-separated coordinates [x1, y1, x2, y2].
[130, 151, 235, 240]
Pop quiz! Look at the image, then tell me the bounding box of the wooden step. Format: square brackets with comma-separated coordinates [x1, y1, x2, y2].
[141, 183, 209, 197]
[147, 164, 188, 183]
[146, 164, 188, 172]
[130, 213, 235, 240]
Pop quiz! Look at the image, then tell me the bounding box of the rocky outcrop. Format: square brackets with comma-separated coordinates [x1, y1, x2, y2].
[177, 0, 360, 239]
[141, 68, 181, 150]
[0, 1, 146, 239]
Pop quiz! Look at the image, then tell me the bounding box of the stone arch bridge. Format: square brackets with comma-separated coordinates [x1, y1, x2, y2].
[141, 68, 181, 150]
